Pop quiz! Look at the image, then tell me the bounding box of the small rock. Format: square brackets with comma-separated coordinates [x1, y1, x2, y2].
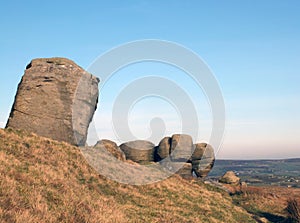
[219, 171, 241, 185]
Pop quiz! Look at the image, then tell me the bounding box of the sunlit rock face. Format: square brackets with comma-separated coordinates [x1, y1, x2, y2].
[6, 57, 99, 146]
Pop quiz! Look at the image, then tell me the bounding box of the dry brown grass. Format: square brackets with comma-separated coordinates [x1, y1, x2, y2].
[286, 198, 300, 222]
[233, 185, 300, 222]
[0, 128, 125, 223]
[0, 128, 254, 222]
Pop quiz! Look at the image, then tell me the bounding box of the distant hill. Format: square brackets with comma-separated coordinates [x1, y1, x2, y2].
[210, 159, 300, 188]
[0, 128, 254, 223]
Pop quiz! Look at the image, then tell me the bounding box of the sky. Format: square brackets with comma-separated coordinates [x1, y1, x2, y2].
[0, 0, 299, 159]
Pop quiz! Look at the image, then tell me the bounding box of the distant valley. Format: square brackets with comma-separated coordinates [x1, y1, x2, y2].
[209, 158, 300, 188]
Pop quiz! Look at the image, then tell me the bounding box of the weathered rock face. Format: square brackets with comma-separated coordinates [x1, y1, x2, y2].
[191, 143, 215, 178]
[156, 137, 171, 161]
[191, 143, 207, 160]
[6, 58, 99, 146]
[175, 163, 193, 179]
[219, 171, 241, 185]
[153, 134, 215, 179]
[94, 140, 126, 161]
[170, 134, 193, 162]
[120, 140, 155, 163]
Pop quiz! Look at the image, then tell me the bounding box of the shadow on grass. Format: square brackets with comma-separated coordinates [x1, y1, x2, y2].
[253, 211, 286, 223]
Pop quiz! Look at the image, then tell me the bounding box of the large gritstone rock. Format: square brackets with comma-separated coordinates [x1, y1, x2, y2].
[192, 143, 215, 178]
[6, 58, 99, 146]
[120, 140, 155, 163]
[94, 140, 126, 161]
[170, 134, 193, 162]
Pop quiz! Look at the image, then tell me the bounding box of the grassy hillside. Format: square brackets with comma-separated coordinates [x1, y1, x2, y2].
[232, 186, 300, 222]
[0, 128, 255, 223]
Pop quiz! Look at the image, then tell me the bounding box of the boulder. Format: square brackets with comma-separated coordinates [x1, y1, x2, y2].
[191, 143, 207, 160]
[192, 166, 215, 178]
[170, 134, 193, 162]
[119, 140, 155, 163]
[156, 137, 171, 161]
[176, 163, 193, 179]
[219, 171, 241, 185]
[6, 58, 99, 146]
[192, 143, 215, 178]
[94, 140, 126, 161]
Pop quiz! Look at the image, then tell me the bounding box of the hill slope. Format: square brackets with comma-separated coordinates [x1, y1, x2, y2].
[0, 128, 254, 223]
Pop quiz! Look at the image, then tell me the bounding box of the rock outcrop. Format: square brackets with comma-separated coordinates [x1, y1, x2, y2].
[6, 58, 99, 146]
[6, 58, 215, 179]
[120, 140, 156, 163]
[94, 140, 126, 161]
[219, 171, 241, 185]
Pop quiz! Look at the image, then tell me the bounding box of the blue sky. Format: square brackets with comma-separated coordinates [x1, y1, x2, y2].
[0, 1, 299, 159]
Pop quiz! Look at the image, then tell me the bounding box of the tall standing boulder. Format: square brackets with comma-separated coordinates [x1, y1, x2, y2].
[6, 58, 99, 146]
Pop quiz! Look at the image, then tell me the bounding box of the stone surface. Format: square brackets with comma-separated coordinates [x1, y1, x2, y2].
[156, 137, 171, 161]
[176, 162, 193, 179]
[162, 161, 192, 179]
[94, 140, 126, 161]
[6, 58, 99, 146]
[119, 140, 155, 163]
[219, 171, 241, 185]
[192, 143, 215, 178]
[170, 134, 193, 162]
[191, 143, 207, 160]
[154, 135, 215, 178]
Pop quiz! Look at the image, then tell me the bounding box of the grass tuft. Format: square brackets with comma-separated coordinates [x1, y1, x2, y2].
[286, 198, 300, 223]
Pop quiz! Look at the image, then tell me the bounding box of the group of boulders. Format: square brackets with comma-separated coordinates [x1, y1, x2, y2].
[5, 57, 215, 179]
[94, 134, 215, 178]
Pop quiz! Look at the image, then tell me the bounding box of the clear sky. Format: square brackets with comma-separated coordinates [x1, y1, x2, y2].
[0, 1, 299, 159]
